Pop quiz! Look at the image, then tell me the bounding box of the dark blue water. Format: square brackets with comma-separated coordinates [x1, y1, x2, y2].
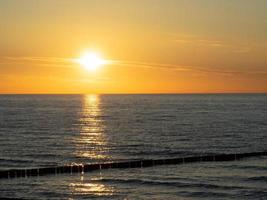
[0, 94, 266, 199]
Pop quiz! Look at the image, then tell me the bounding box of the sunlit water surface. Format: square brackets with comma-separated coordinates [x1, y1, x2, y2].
[0, 94, 266, 199]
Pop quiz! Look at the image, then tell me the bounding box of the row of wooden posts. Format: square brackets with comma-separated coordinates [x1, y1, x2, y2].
[0, 151, 266, 179]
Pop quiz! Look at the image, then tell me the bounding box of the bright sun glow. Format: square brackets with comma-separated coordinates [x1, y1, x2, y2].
[76, 52, 106, 71]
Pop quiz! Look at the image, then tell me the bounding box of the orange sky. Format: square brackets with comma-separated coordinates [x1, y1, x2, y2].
[0, 0, 267, 94]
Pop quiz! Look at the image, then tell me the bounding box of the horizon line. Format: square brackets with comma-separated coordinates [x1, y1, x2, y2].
[0, 92, 267, 95]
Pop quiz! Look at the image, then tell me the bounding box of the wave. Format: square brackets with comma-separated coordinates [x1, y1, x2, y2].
[98, 177, 245, 190]
[224, 165, 267, 171]
[246, 176, 267, 182]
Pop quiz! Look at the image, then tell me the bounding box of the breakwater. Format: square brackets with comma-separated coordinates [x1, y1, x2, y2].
[1, 151, 266, 179]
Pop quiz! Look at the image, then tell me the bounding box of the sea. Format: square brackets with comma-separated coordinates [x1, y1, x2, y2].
[0, 94, 266, 199]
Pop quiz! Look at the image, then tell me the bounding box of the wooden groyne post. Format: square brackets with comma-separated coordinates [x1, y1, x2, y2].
[0, 151, 266, 179]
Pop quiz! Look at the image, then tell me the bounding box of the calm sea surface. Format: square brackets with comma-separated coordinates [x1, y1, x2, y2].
[0, 94, 266, 199]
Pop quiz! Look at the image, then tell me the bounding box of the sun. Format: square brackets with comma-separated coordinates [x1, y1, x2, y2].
[76, 52, 106, 71]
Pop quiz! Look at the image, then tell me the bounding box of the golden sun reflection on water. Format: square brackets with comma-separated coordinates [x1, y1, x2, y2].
[70, 95, 114, 196]
[69, 180, 114, 196]
[74, 94, 109, 160]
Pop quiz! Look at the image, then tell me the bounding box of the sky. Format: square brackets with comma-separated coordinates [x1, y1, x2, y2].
[0, 0, 267, 94]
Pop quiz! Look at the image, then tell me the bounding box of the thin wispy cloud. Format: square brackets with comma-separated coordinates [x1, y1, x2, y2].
[0, 56, 75, 68]
[172, 34, 252, 54]
[112, 60, 245, 76]
[2, 56, 71, 62]
[174, 38, 225, 47]
[232, 47, 251, 53]
[1, 56, 267, 76]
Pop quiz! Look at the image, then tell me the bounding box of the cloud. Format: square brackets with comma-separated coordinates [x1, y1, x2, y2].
[172, 34, 251, 53]
[174, 38, 225, 48]
[111, 60, 241, 75]
[1, 55, 267, 76]
[112, 60, 267, 76]
[232, 47, 251, 53]
[0, 56, 75, 68]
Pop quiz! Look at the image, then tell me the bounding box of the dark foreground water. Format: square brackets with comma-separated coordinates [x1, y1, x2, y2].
[0, 94, 266, 199]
